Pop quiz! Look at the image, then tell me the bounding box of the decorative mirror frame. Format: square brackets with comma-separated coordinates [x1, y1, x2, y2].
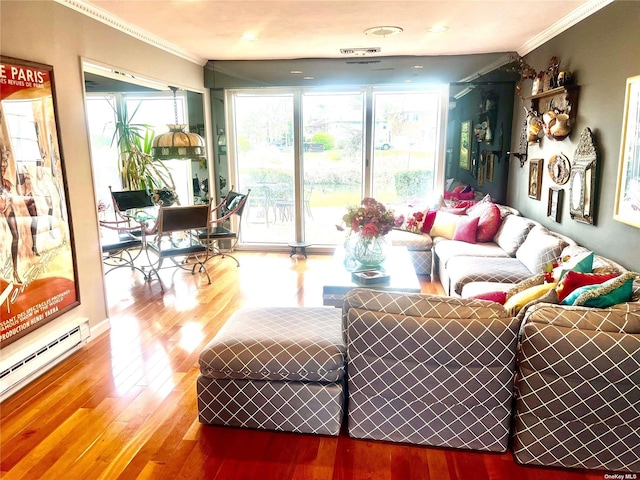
[613, 75, 640, 228]
[569, 127, 598, 224]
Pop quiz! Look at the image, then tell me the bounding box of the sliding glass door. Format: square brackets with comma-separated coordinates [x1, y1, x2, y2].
[228, 86, 445, 247]
[302, 92, 364, 246]
[233, 93, 295, 244]
[371, 91, 442, 210]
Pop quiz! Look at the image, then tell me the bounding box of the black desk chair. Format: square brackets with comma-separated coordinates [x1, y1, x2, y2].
[146, 204, 212, 289]
[199, 189, 250, 267]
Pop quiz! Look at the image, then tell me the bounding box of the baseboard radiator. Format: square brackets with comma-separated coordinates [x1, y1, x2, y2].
[0, 318, 90, 402]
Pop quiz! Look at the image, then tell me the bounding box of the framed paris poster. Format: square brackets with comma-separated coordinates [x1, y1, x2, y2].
[0, 56, 80, 347]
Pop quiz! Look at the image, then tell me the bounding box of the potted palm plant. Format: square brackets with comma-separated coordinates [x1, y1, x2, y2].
[112, 101, 179, 205]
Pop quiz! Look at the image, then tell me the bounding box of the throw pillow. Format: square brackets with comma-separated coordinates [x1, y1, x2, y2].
[466, 194, 492, 216]
[505, 273, 546, 299]
[556, 251, 594, 281]
[504, 282, 558, 315]
[453, 216, 480, 243]
[562, 272, 637, 308]
[439, 206, 468, 215]
[556, 270, 619, 303]
[444, 185, 474, 200]
[420, 210, 437, 234]
[429, 211, 461, 239]
[493, 215, 535, 256]
[472, 291, 507, 305]
[468, 202, 502, 243]
[450, 199, 477, 210]
[515, 289, 560, 321]
[515, 227, 567, 275]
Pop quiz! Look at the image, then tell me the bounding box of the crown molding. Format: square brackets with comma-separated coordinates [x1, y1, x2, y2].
[54, 0, 206, 66]
[518, 0, 615, 56]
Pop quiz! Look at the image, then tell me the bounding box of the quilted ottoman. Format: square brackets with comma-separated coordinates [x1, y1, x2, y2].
[197, 307, 346, 435]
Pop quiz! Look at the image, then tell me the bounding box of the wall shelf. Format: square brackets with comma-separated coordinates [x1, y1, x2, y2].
[529, 85, 579, 123]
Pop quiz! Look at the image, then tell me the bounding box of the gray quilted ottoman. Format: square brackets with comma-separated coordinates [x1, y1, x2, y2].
[197, 307, 346, 435]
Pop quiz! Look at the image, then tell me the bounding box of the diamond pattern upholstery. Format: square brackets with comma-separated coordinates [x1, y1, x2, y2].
[493, 215, 536, 256]
[408, 250, 432, 275]
[342, 289, 519, 452]
[513, 301, 640, 472]
[199, 307, 345, 382]
[197, 307, 346, 435]
[515, 226, 568, 275]
[197, 377, 344, 435]
[388, 229, 433, 275]
[434, 239, 510, 268]
[446, 256, 534, 296]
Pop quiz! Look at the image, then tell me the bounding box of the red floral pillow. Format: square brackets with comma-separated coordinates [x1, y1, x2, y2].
[556, 271, 619, 302]
[468, 203, 502, 242]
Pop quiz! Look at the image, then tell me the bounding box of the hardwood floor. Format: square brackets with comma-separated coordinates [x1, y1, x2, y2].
[1, 252, 606, 479]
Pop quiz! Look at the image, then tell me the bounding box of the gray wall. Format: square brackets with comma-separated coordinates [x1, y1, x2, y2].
[1, 1, 207, 356]
[507, 1, 640, 271]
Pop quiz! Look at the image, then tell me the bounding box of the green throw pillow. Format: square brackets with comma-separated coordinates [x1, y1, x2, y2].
[562, 271, 636, 308]
[558, 251, 594, 281]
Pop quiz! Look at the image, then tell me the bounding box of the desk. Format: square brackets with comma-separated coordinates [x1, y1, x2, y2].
[322, 246, 421, 306]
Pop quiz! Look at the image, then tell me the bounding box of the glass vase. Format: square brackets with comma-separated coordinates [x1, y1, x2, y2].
[351, 233, 388, 267]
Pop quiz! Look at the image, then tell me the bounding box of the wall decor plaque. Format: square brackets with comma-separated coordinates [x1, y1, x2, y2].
[548, 153, 571, 185]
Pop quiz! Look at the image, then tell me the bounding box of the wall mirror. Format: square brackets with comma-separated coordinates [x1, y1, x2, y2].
[613, 75, 640, 228]
[569, 127, 597, 224]
[444, 78, 516, 204]
[82, 61, 208, 208]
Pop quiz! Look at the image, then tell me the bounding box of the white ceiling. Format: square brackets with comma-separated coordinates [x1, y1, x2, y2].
[65, 0, 611, 66]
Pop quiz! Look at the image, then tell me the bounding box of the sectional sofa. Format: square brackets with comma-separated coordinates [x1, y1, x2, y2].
[198, 201, 640, 473]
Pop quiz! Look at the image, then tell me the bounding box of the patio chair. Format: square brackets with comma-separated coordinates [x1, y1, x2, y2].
[99, 221, 148, 279]
[99, 188, 156, 278]
[146, 204, 212, 290]
[198, 188, 251, 266]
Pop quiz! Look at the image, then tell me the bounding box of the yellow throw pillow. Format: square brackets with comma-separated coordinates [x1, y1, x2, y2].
[504, 282, 557, 315]
[429, 211, 462, 239]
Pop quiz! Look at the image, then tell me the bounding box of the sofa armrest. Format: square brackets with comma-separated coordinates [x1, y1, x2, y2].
[521, 301, 640, 334]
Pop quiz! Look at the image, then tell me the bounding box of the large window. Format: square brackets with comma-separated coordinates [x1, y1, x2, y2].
[227, 86, 446, 247]
[86, 92, 194, 207]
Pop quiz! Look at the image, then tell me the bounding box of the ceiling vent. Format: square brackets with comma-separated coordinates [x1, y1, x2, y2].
[340, 47, 381, 56]
[345, 60, 382, 65]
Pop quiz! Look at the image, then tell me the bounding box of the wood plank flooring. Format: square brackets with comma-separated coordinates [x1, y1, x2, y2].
[0, 252, 608, 479]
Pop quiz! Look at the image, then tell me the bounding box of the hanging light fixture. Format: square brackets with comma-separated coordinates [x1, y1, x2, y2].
[151, 86, 206, 161]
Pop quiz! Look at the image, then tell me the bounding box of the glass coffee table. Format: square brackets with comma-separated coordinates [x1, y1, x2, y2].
[322, 246, 421, 307]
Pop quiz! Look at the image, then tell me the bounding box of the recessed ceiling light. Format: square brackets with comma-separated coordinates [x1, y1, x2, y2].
[241, 32, 259, 41]
[290, 70, 303, 74]
[303, 76, 314, 80]
[363, 26, 403, 37]
[428, 25, 449, 33]
[412, 65, 424, 69]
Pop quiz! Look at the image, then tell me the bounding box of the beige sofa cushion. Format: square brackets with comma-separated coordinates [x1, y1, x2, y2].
[388, 228, 432, 251]
[493, 215, 535, 256]
[515, 226, 568, 274]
